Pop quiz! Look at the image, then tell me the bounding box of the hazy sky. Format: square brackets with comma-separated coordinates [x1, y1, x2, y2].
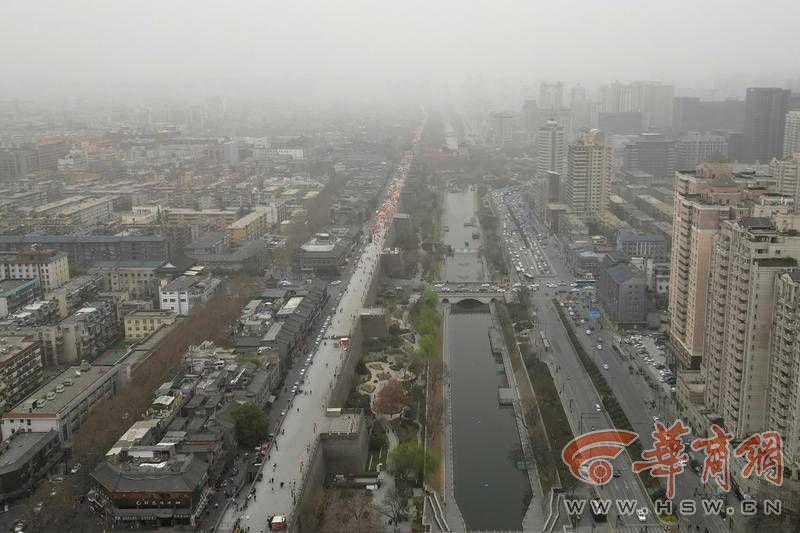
[2, 0, 799, 103]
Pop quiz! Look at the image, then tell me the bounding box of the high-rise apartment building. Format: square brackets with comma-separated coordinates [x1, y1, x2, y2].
[671, 97, 745, 135]
[675, 131, 728, 169]
[600, 81, 674, 129]
[743, 87, 790, 163]
[0, 336, 44, 413]
[703, 208, 800, 438]
[569, 84, 590, 129]
[539, 82, 563, 110]
[489, 112, 518, 147]
[668, 164, 768, 372]
[770, 154, 800, 206]
[535, 120, 566, 177]
[768, 271, 800, 463]
[569, 84, 586, 110]
[784, 110, 800, 157]
[565, 129, 612, 220]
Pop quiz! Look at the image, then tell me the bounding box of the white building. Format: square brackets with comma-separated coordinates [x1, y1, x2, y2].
[0, 249, 70, 291]
[784, 110, 800, 158]
[599, 81, 674, 130]
[535, 119, 566, 178]
[159, 274, 221, 315]
[769, 153, 800, 208]
[1, 362, 118, 443]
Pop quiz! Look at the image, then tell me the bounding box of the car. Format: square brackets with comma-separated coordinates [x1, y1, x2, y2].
[69, 463, 81, 474]
[299, 369, 306, 375]
[13, 520, 25, 533]
[602, 363, 609, 370]
[613, 471, 621, 478]
[585, 329, 592, 335]
[594, 403, 602, 412]
[596, 344, 603, 350]
[636, 508, 647, 522]
[33, 501, 43, 513]
[652, 415, 661, 423]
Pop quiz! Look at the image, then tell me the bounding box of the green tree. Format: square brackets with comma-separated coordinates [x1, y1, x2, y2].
[420, 288, 438, 307]
[388, 442, 439, 485]
[417, 334, 436, 358]
[231, 402, 269, 448]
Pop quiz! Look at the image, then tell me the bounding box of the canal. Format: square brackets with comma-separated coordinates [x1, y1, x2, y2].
[441, 189, 530, 531]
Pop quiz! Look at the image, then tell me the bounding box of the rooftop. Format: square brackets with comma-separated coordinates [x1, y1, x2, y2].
[227, 209, 269, 229]
[617, 232, 665, 243]
[162, 274, 217, 292]
[0, 250, 67, 264]
[276, 296, 304, 317]
[90, 259, 165, 269]
[0, 431, 58, 474]
[0, 335, 38, 364]
[92, 453, 208, 494]
[126, 311, 176, 319]
[0, 235, 166, 244]
[0, 278, 38, 294]
[320, 410, 363, 436]
[4, 364, 116, 416]
[606, 263, 644, 284]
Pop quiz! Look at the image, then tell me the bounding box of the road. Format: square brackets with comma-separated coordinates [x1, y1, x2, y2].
[491, 189, 660, 532]
[493, 186, 730, 533]
[216, 134, 420, 533]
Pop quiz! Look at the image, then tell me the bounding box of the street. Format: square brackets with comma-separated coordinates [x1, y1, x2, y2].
[491, 187, 729, 532]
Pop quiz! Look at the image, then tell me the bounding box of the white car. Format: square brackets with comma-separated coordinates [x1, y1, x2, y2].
[636, 508, 647, 522]
[602, 363, 609, 370]
[585, 329, 592, 335]
[594, 403, 602, 412]
[596, 344, 603, 350]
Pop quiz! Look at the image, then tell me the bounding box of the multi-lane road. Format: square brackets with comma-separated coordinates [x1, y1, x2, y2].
[491, 187, 730, 532]
[216, 135, 420, 533]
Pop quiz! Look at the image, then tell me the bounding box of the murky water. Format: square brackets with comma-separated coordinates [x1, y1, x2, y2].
[442, 190, 530, 531]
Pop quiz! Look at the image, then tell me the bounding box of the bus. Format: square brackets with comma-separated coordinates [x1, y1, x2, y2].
[540, 331, 551, 351]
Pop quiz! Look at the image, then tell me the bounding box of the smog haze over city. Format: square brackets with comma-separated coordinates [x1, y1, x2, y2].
[3, 0, 800, 104]
[3, 2, 800, 533]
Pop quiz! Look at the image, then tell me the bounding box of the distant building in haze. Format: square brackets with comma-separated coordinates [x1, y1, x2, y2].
[535, 120, 566, 177]
[743, 87, 790, 163]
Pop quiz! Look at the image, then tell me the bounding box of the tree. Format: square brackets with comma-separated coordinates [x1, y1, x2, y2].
[377, 486, 410, 531]
[315, 489, 379, 533]
[231, 402, 269, 448]
[373, 380, 408, 416]
[420, 288, 438, 307]
[417, 334, 436, 358]
[388, 442, 439, 486]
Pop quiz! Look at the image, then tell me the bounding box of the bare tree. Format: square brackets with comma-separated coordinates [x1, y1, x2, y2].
[376, 486, 409, 531]
[373, 379, 409, 416]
